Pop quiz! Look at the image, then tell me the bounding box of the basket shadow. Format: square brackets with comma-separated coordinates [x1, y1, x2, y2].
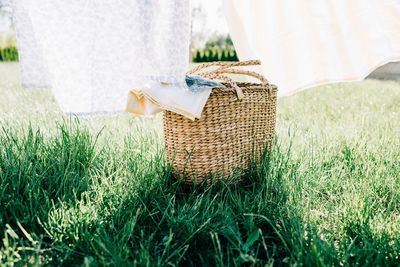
[101, 139, 315, 265]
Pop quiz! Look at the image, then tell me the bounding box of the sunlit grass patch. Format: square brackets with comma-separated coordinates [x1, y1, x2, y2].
[0, 63, 400, 266]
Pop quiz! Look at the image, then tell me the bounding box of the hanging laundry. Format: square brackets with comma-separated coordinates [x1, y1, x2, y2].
[223, 0, 400, 96]
[12, 0, 199, 117]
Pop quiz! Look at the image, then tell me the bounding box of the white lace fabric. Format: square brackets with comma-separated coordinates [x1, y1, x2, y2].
[13, 0, 191, 115]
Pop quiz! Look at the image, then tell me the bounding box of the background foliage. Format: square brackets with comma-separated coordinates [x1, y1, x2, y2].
[0, 46, 18, 61]
[192, 34, 239, 62]
[0, 34, 238, 63]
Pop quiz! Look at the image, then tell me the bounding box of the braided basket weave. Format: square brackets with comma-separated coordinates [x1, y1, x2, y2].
[163, 60, 277, 183]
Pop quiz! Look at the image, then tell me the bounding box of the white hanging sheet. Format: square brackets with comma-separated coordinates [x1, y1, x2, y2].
[223, 0, 400, 96]
[13, 0, 193, 115]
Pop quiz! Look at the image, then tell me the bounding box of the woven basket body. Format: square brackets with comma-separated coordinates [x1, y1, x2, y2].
[163, 61, 277, 183]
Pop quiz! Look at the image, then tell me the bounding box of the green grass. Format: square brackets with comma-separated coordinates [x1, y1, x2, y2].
[1, 62, 400, 266]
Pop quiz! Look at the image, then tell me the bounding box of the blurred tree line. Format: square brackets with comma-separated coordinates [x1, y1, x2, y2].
[0, 46, 18, 61]
[0, 35, 238, 63]
[192, 34, 239, 62]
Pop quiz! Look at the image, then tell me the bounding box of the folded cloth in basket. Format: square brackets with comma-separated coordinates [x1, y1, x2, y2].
[126, 75, 224, 120]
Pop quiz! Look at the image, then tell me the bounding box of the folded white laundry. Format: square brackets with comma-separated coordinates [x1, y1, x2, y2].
[126, 75, 224, 120]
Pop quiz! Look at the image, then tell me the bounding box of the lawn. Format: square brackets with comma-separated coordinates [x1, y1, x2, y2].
[0, 62, 400, 266]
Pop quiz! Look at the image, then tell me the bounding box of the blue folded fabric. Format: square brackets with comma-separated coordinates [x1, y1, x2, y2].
[185, 74, 225, 93]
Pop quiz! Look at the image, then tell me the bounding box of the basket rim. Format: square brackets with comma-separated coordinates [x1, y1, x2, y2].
[213, 82, 278, 92]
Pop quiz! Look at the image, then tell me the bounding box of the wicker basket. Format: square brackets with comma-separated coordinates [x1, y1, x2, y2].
[163, 60, 277, 183]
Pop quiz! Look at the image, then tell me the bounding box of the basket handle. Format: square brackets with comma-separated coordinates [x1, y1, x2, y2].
[187, 60, 270, 100]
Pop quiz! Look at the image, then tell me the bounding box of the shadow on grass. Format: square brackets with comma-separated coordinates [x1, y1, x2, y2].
[83, 140, 328, 266]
